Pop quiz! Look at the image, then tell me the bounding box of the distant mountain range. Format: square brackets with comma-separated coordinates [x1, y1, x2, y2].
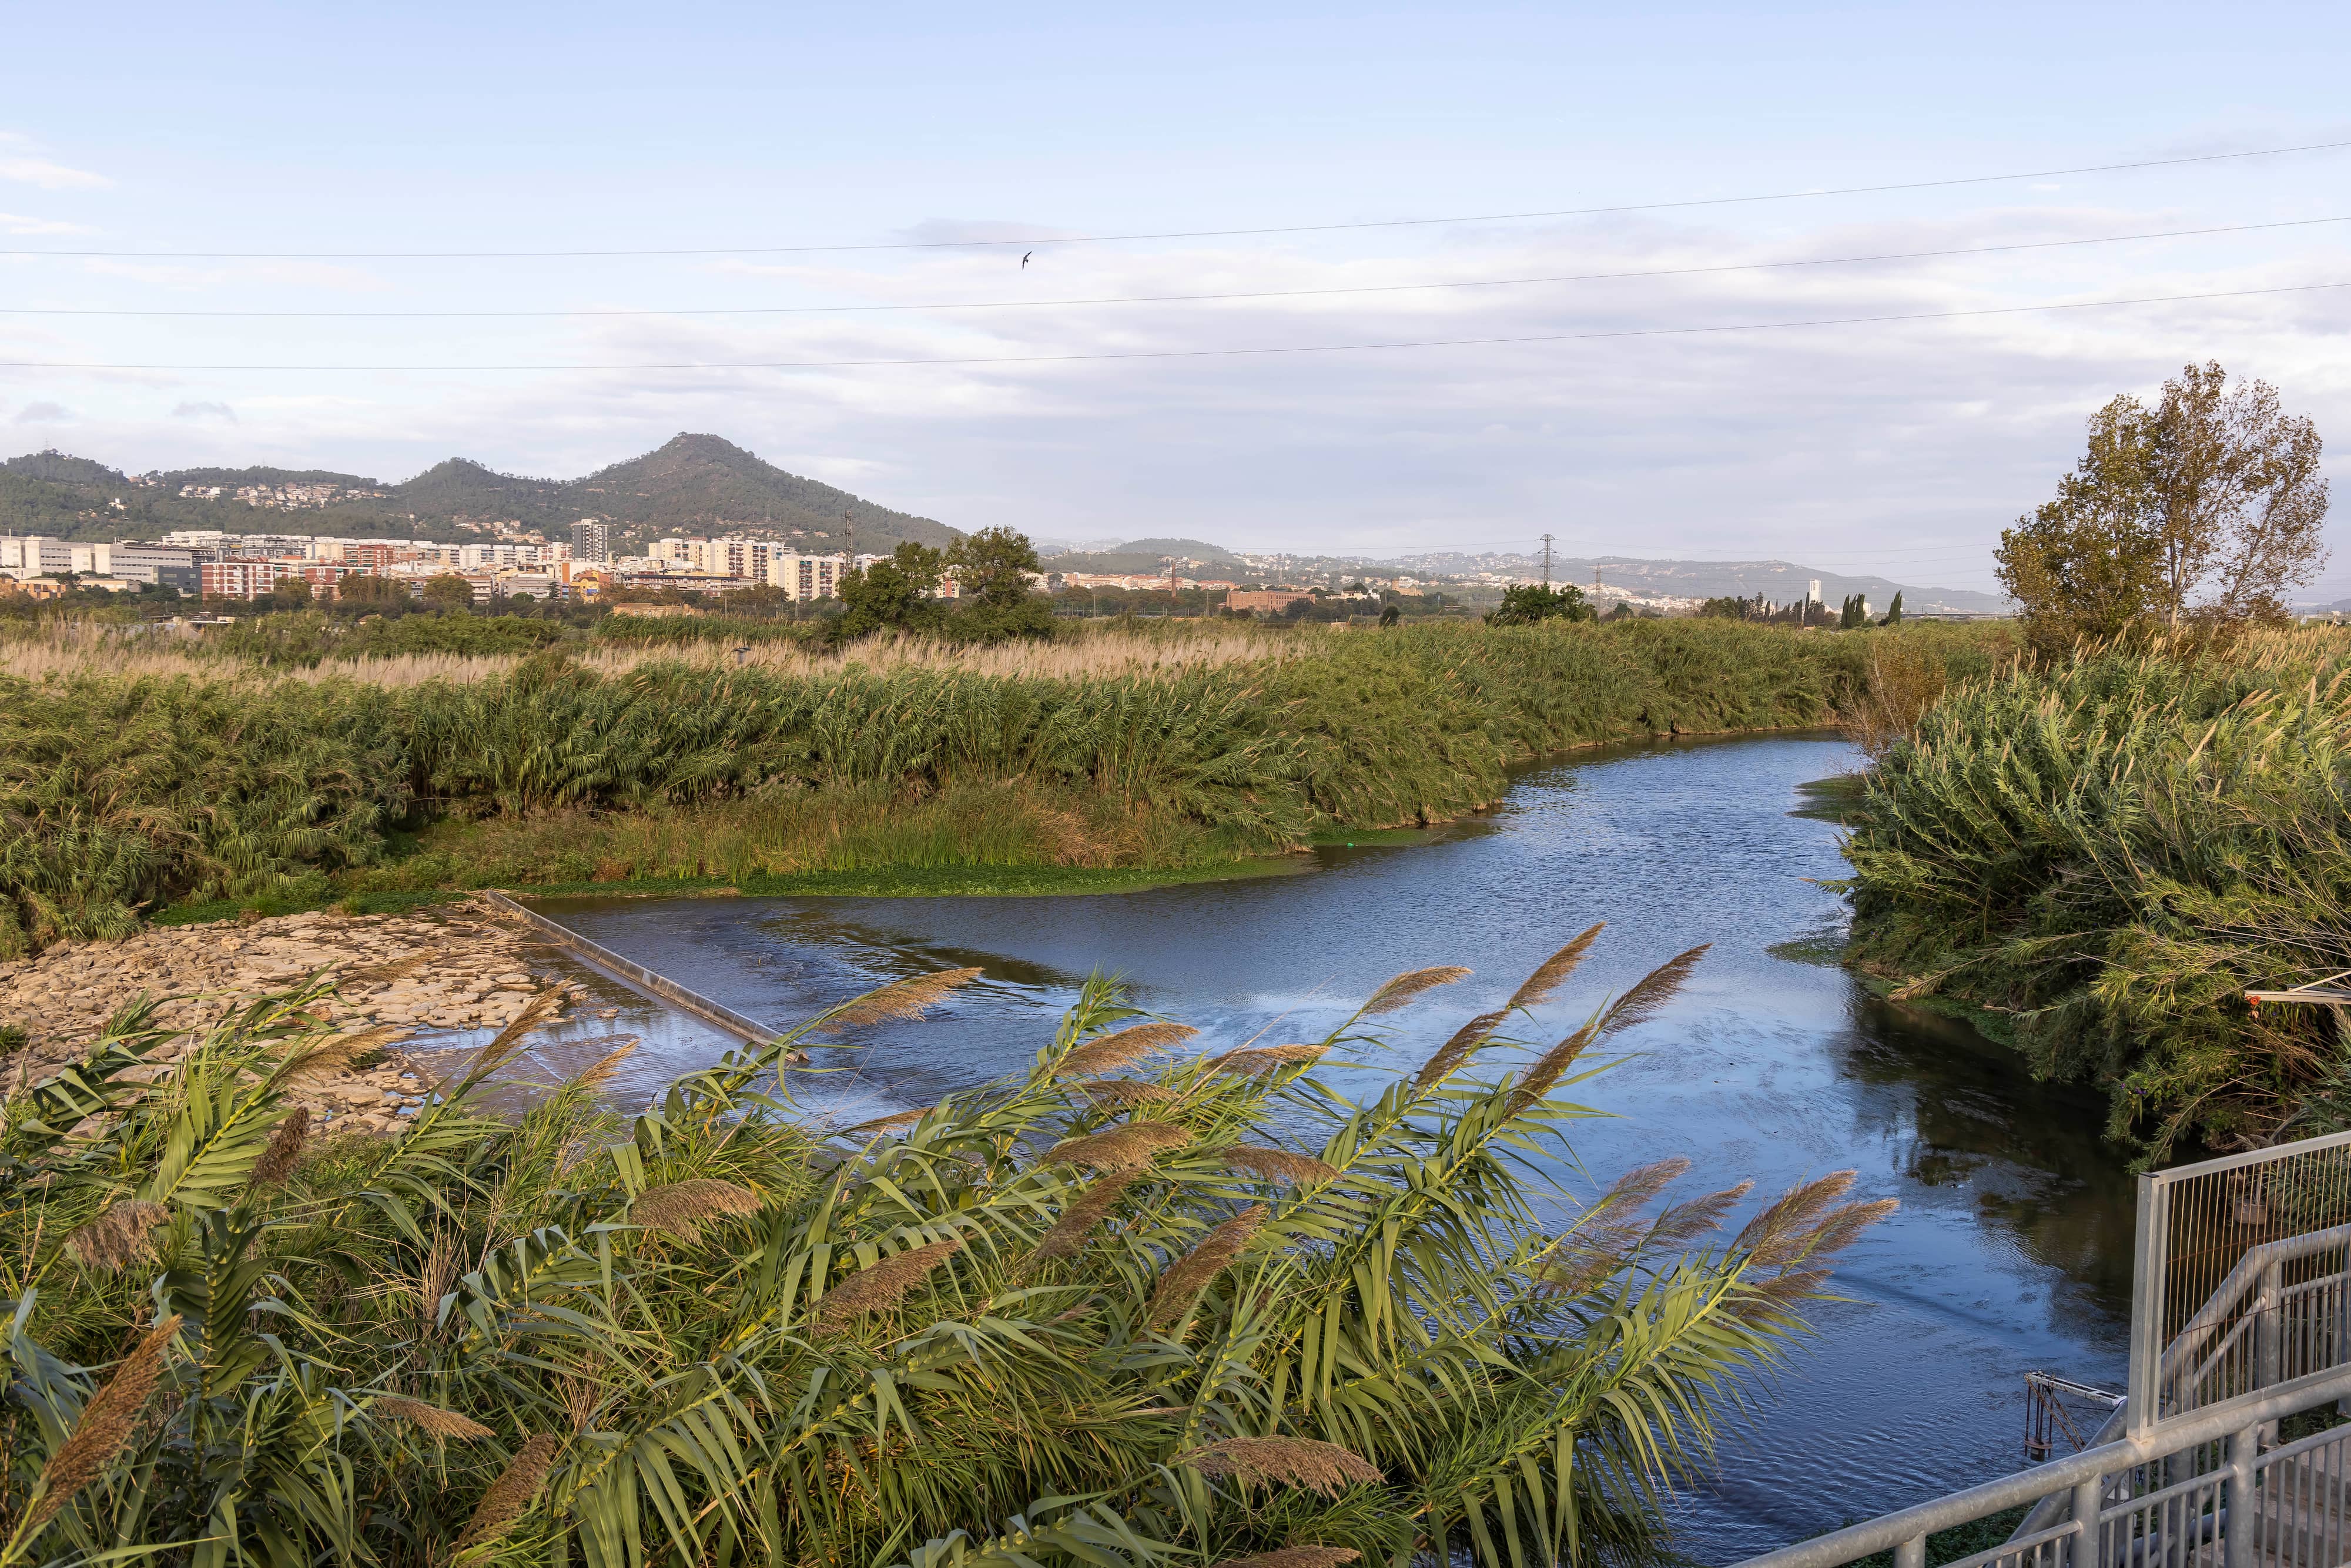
[0, 434, 957, 551]
[1395, 552, 2009, 614]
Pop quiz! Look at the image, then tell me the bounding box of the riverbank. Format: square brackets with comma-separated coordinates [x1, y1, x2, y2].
[1839, 626, 2351, 1158]
[4, 618, 2013, 954]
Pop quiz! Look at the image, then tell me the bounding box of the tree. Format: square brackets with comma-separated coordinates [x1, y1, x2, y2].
[1838, 593, 1868, 631]
[338, 573, 407, 607]
[421, 574, 475, 609]
[1997, 362, 2330, 636]
[267, 575, 313, 609]
[1485, 582, 1593, 626]
[832, 541, 946, 642]
[1697, 595, 1749, 619]
[946, 526, 1041, 611]
[1878, 590, 1904, 626]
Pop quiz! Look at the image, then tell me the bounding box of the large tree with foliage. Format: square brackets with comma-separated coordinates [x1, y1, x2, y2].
[1997, 362, 2329, 639]
[1485, 582, 1593, 626]
[833, 541, 947, 642]
[946, 526, 1041, 611]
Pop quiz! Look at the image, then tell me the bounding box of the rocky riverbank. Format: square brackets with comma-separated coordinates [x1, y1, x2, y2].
[0, 896, 600, 1137]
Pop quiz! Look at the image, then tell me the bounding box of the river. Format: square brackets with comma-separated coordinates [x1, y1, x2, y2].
[517, 731, 2135, 1562]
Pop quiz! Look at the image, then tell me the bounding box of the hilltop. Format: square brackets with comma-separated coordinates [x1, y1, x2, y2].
[0, 434, 956, 551]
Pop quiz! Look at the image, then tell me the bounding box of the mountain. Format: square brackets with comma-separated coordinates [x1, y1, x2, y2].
[0, 434, 956, 550]
[1040, 537, 1247, 574]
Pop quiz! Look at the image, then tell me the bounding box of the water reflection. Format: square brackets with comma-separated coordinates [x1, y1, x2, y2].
[527, 733, 2135, 1561]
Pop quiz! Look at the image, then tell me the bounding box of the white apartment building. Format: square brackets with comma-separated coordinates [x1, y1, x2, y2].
[766, 551, 854, 601]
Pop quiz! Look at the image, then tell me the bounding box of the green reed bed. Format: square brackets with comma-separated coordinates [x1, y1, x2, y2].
[0, 937, 1886, 1567]
[1, 619, 1982, 953]
[1841, 628, 2351, 1156]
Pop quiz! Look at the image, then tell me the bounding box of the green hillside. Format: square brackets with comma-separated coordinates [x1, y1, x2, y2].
[0, 434, 956, 549]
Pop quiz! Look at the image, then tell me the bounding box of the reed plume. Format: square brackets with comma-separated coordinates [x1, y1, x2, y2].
[1505, 1020, 1600, 1115]
[250, 1107, 310, 1186]
[1046, 1122, 1191, 1171]
[1361, 965, 1472, 1016]
[456, 1432, 561, 1551]
[1221, 1145, 1337, 1185]
[1028, 1170, 1140, 1263]
[1414, 1009, 1508, 1090]
[845, 1105, 932, 1135]
[573, 1039, 637, 1090]
[1647, 1180, 1754, 1245]
[1595, 944, 1710, 1038]
[1178, 1434, 1381, 1495]
[629, 1178, 763, 1242]
[371, 1396, 494, 1441]
[1734, 1170, 1857, 1261]
[279, 1024, 404, 1085]
[814, 1238, 966, 1332]
[819, 968, 983, 1032]
[65, 1200, 169, 1271]
[1074, 1078, 1177, 1108]
[1146, 1204, 1267, 1328]
[1506, 924, 1605, 1010]
[14, 1314, 180, 1542]
[1208, 1043, 1325, 1077]
[1057, 1021, 1197, 1077]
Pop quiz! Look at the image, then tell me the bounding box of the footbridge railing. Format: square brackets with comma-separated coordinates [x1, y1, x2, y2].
[1733, 1130, 2351, 1568]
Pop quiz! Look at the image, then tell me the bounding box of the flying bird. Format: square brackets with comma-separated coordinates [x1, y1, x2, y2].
[1022, 251, 1033, 269]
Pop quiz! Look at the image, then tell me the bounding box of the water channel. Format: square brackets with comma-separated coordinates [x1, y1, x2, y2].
[513, 732, 2135, 1562]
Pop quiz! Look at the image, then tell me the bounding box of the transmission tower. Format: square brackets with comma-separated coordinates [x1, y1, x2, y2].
[1539, 533, 1555, 588]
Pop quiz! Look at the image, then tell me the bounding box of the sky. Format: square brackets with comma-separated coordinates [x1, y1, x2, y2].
[2, 1, 2347, 594]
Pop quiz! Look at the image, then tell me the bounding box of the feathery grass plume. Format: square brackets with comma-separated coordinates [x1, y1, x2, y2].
[370, 1396, 494, 1442]
[1209, 1550, 1360, 1568]
[1508, 924, 1605, 1010]
[1146, 1204, 1268, 1328]
[279, 1024, 406, 1085]
[455, 1432, 561, 1551]
[1075, 1078, 1177, 1109]
[845, 1105, 932, 1135]
[1795, 1197, 1901, 1261]
[1595, 944, 1711, 1039]
[1057, 1021, 1198, 1077]
[629, 1178, 763, 1242]
[1647, 1180, 1754, 1245]
[1178, 1435, 1382, 1496]
[1046, 1121, 1192, 1171]
[1208, 1043, 1325, 1077]
[1533, 1226, 1644, 1297]
[1413, 1008, 1508, 1090]
[1595, 1156, 1691, 1214]
[340, 949, 447, 986]
[817, 967, 983, 1033]
[1505, 1019, 1600, 1114]
[1221, 1145, 1338, 1185]
[1728, 1267, 1831, 1322]
[1028, 1170, 1141, 1263]
[438, 990, 560, 1099]
[65, 1200, 169, 1271]
[1736, 1170, 1858, 1264]
[813, 1238, 966, 1332]
[15, 1314, 180, 1542]
[574, 1038, 637, 1091]
[1361, 964, 1472, 1017]
[250, 1106, 310, 1186]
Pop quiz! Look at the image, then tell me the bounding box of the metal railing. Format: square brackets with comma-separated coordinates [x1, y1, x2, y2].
[1734, 1129, 2351, 1568]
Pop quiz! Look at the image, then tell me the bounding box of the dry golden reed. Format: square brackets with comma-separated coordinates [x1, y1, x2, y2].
[1056, 1021, 1198, 1078]
[1178, 1435, 1382, 1496]
[250, 1107, 311, 1186]
[1074, 1078, 1178, 1109]
[1508, 924, 1605, 1010]
[1734, 1170, 1857, 1260]
[280, 1024, 405, 1086]
[1046, 1121, 1193, 1171]
[1028, 1169, 1141, 1263]
[1414, 1009, 1507, 1090]
[371, 1396, 494, 1442]
[1207, 1043, 1324, 1076]
[573, 1040, 637, 1091]
[456, 1432, 561, 1550]
[1146, 1204, 1267, 1328]
[845, 1105, 932, 1135]
[1596, 944, 1711, 1039]
[814, 1238, 966, 1332]
[629, 1179, 764, 1242]
[18, 1314, 181, 1540]
[65, 1200, 169, 1271]
[820, 968, 984, 1033]
[1220, 1145, 1338, 1185]
[1360, 965, 1472, 1017]
[1648, 1180, 1754, 1246]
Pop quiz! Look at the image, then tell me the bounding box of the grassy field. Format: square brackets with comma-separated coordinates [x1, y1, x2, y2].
[0, 947, 1888, 1566]
[2, 616, 2008, 953]
[1841, 626, 2351, 1157]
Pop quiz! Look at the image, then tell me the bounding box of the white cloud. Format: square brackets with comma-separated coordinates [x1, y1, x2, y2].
[0, 156, 109, 190]
[13, 400, 71, 423]
[0, 212, 92, 236]
[172, 400, 236, 423]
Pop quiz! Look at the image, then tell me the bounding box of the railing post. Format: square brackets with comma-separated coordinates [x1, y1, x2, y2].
[2130, 1171, 2168, 1436]
[2225, 1424, 2259, 1568]
[2069, 1474, 2105, 1568]
[1894, 1535, 1925, 1568]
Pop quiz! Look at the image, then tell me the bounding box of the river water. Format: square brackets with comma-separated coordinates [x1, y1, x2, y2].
[522, 732, 2136, 1563]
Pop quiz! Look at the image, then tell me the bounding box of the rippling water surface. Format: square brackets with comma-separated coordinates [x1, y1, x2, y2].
[526, 732, 2134, 1562]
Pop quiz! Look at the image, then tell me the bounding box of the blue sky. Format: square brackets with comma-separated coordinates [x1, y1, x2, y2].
[2, 2, 2346, 592]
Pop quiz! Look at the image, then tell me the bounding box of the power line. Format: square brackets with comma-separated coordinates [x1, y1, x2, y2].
[9, 215, 2340, 320]
[5, 139, 2347, 262]
[5, 279, 2337, 372]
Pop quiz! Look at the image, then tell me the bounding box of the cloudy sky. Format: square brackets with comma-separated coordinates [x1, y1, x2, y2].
[2, 1, 2346, 594]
